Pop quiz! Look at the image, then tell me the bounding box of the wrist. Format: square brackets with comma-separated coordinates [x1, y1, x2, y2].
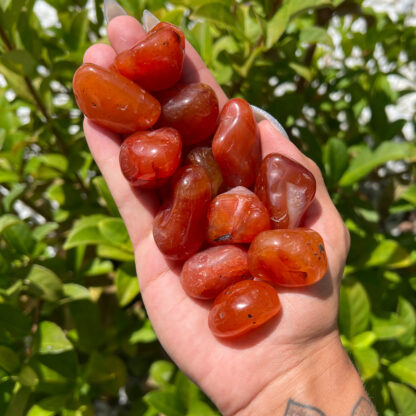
[232, 330, 372, 416]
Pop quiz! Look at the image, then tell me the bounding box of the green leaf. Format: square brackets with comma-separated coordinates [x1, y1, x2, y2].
[0, 0, 12, 11]
[18, 365, 39, 387]
[150, 360, 175, 388]
[92, 177, 119, 217]
[128, 320, 157, 344]
[144, 390, 186, 416]
[388, 382, 416, 415]
[339, 278, 370, 339]
[69, 10, 89, 50]
[187, 401, 218, 416]
[265, 5, 289, 49]
[353, 347, 379, 380]
[96, 244, 134, 261]
[4, 385, 30, 416]
[340, 142, 416, 186]
[192, 3, 234, 28]
[300, 26, 334, 47]
[63, 225, 105, 250]
[324, 138, 349, 182]
[285, 0, 332, 16]
[0, 303, 31, 338]
[0, 214, 20, 233]
[350, 331, 377, 350]
[175, 371, 200, 406]
[289, 62, 313, 82]
[25, 265, 62, 301]
[33, 321, 73, 355]
[3, 223, 35, 255]
[61, 284, 90, 302]
[98, 218, 129, 245]
[364, 239, 412, 269]
[0, 346, 19, 373]
[32, 223, 59, 241]
[399, 184, 416, 206]
[397, 297, 416, 347]
[0, 170, 19, 183]
[0, 50, 36, 77]
[372, 315, 407, 340]
[116, 262, 139, 307]
[27, 395, 68, 416]
[85, 352, 127, 395]
[2, 183, 25, 211]
[389, 354, 416, 389]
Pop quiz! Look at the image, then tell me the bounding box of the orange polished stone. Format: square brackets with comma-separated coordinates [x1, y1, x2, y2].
[119, 128, 182, 188]
[212, 98, 261, 188]
[208, 280, 281, 338]
[185, 147, 223, 197]
[153, 165, 211, 261]
[156, 83, 219, 145]
[248, 229, 327, 287]
[180, 245, 250, 300]
[114, 25, 184, 91]
[148, 22, 185, 49]
[207, 187, 270, 244]
[255, 153, 316, 229]
[73, 64, 161, 134]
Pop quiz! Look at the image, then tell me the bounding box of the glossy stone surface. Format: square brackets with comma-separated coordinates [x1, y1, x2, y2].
[119, 128, 182, 188]
[248, 229, 327, 287]
[73, 63, 161, 134]
[114, 25, 184, 91]
[149, 22, 185, 49]
[207, 187, 270, 244]
[185, 147, 223, 197]
[212, 98, 261, 188]
[181, 245, 250, 300]
[156, 83, 219, 145]
[153, 165, 211, 261]
[208, 280, 281, 338]
[255, 153, 316, 229]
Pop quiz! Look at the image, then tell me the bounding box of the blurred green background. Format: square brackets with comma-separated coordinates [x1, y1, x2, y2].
[0, 0, 415, 414]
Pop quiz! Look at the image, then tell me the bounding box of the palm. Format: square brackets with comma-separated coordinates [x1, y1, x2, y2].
[82, 15, 350, 415]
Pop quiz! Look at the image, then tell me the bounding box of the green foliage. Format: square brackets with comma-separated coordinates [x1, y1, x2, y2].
[0, 0, 415, 414]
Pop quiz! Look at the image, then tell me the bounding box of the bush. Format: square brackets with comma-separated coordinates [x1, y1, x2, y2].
[0, 0, 415, 414]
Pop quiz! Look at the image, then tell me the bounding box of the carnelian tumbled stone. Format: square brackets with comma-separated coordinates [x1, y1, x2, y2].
[153, 165, 211, 261]
[119, 128, 182, 188]
[212, 98, 261, 188]
[181, 245, 250, 300]
[73, 63, 161, 134]
[208, 280, 281, 338]
[148, 22, 185, 49]
[248, 229, 327, 287]
[114, 25, 184, 91]
[207, 187, 270, 244]
[156, 83, 219, 145]
[185, 147, 223, 197]
[255, 153, 316, 229]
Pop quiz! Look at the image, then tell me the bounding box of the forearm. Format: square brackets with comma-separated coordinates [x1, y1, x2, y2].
[233, 332, 377, 416]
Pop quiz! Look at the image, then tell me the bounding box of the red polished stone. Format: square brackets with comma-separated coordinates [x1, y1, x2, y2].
[185, 147, 223, 197]
[180, 245, 250, 300]
[73, 63, 160, 134]
[248, 229, 327, 287]
[114, 25, 184, 91]
[156, 83, 219, 145]
[255, 153, 316, 229]
[207, 186, 270, 244]
[153, 165, 211, 261]
[119, 128, 182, 188]
[212, 98, 261, 188]
[208, 280, 281, 338]
[148, 22, 185, 49]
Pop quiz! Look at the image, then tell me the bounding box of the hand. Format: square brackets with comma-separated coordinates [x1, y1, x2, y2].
[81, 14, 354, 415]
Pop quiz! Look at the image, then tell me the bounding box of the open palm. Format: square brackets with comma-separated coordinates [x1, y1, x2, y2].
[81, 15, 350, 415]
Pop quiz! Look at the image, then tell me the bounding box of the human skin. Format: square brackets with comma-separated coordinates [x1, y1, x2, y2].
[80, 14, 377, 416]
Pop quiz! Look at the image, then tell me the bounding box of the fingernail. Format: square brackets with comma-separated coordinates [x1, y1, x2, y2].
[142, 9, 160, 32]
[104, 0, 127, 23]
[251, 105, 289, 140]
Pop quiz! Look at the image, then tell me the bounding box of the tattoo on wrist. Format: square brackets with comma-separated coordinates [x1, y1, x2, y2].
[283, 396, 377, 416]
